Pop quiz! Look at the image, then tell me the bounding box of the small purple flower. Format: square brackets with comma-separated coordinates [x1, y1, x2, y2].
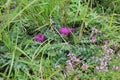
[102, 45, 107, 51]
[113, 65, 119, 70]
[66, 60, 72, 66]
[96, 66, 104, 70]
[59, 27, 70, 35]
[96, 66, 108, 72]
[102, 67, 108, 72]
[104, 40, 109, 44]
[59, 27, 75, 35]
[91, 36, 96, 43]
[67, 53, 74, 58]
[71, 56, 80, 63]
[101, 61, 107, 66]
[73, 58, 80, 62]
[104, 55, 111, 60]
[106, 48, 114, 54]
[81, 64, 88, 70]
[34, 34, 45, 42]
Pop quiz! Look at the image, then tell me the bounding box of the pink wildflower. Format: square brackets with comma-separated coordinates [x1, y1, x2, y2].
[71, 56, 80, 62]
[34, 34, 45, 42]
[59, 27, 70, 35]
[91, 36, 96, 43]
[102, 67, 108, 72]
[66, 60, 72, 66]
[91, 56, 99, 62]
[67, 53, 74, 58]
[59, 27, 75, 35]
[81, 64, 88, 70]
[106, 48, 114, 54]
[104, 55, 111, 60]
[100, 61, 107, 66]
[96, 66, 108, 72]
[113, 65, 119, 70]
[104, 40, 109, 44]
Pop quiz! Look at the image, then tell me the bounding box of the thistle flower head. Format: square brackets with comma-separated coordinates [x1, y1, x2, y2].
[59, 27, 70, 35]
[59, 27, 75, 35]
[34, 34, 45, 42]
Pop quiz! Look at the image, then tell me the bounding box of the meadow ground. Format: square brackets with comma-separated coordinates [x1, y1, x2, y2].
[0, 0, 120, 80]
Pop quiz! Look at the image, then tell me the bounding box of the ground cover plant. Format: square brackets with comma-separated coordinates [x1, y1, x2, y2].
[0, 0, 120, 80]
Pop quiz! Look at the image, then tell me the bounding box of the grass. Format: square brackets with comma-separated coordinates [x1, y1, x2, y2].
[0, 0, 120, 80]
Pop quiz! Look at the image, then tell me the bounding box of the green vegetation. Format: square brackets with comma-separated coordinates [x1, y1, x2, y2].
[0, 0, 120, 80]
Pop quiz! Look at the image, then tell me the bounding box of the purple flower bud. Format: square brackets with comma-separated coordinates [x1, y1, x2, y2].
[59, 27, 70, 35]
[34, 34, 45, 42]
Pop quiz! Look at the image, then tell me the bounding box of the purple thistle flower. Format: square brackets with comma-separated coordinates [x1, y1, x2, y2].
[59, 27, 70, 35]
[34, 34, 45, 42]
[59, 27, 75, 35]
